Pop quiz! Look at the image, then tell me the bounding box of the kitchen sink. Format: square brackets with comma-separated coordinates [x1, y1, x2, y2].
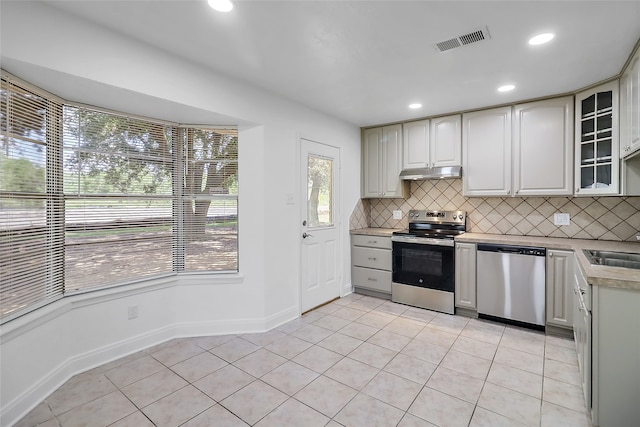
[583, 249, 640, 270]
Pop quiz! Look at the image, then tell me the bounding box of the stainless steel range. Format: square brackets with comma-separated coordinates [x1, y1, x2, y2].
[391, 210, 466, 314]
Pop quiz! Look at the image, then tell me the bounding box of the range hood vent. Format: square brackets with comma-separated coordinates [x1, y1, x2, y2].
[400, 165, 462, 180]
[436, 27, 490, 52]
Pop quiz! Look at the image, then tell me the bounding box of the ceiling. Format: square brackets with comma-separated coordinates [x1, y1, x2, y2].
[6, 1, 640, 127]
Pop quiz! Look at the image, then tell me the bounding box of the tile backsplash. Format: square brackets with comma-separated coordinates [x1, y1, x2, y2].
[349, 198, 370, 230]
[354, 179, 640, 242]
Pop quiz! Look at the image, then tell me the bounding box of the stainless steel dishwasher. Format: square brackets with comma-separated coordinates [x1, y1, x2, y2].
[476, 243, 546, 329]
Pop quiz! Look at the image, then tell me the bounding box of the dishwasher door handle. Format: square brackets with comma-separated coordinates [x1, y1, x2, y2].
[496, 248, 523, 254]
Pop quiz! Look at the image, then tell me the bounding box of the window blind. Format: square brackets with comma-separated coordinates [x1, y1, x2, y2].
[62, 107, 175, 291]
[0, 76, 64, 320]
[180, 128, 238, 272]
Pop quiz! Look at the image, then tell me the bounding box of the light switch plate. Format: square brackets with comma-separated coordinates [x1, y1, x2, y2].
[554, 213, 571, 226]
[392, 210, 403, 220]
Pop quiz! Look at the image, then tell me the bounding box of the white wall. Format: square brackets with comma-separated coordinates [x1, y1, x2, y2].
[0, 2, 361, 425]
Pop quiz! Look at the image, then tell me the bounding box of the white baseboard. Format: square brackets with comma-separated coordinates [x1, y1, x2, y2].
[1, 324, 176, 427]
[342, 281, 354, 297]
[264, 305, 299, 330]
[2, 302, 299, 427]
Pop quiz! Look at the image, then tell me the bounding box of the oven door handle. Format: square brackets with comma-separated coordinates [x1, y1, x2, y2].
[391, 235, 455, 247]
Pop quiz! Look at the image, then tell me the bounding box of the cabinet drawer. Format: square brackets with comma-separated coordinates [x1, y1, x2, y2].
[352, 246, 392, 270]
[351, 234, 392, 249]
[352, 266, 392, 293]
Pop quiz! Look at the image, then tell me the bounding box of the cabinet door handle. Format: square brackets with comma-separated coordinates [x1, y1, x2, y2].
[549, 252, 554, 257]
[368, 257, 377, 261]
[367, 277, 378, 282]
[368, 240, 378, 244]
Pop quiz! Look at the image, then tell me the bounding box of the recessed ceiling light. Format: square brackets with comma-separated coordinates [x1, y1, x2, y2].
[529, 33, 555, 45]
[409, 103, 422, 109]
[498, 84, 515, 92]
[208, 0, 233, 12]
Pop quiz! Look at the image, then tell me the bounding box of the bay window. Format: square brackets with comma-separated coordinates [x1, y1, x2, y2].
[0, 71, 238, 321]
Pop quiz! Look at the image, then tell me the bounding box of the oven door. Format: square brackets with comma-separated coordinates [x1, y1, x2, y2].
[392, 240, 455, 292]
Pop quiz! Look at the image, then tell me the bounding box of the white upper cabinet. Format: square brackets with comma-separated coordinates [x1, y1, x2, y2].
[363, 127, 382, 197]
[363, 124, 408, 198]
[403, 119, 430, 169]
[403, 116, 462, 170]
[575, 81, 619, 196]
[382, 124, 405, 196]
[462, 106, 512, 196]
[513, 97, 574, 196]
[430, 114, 462, 167]
[621, 48, 640, 159]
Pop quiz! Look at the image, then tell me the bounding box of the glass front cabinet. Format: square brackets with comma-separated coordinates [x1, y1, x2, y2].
[575, 81, 619, 195]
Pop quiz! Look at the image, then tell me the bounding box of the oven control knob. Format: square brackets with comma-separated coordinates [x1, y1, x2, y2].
[458, 215, 463, 221]
[453, 215, 457, 219]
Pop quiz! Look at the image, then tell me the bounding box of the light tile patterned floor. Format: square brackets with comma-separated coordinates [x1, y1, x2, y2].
[15, 294, 593, 427]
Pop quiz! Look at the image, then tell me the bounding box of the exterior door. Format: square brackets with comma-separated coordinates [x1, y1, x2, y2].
[300, 139, 340, 313]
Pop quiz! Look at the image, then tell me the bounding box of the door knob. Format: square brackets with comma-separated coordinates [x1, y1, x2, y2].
[302, 232, 314, 239]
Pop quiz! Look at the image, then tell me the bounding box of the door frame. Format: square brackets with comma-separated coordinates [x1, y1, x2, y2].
[298, 135, 343, 314]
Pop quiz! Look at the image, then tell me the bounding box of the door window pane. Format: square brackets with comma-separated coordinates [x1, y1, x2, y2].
[307, 155, 333, 228]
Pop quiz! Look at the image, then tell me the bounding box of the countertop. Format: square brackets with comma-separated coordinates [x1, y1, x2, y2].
[350, 228, 640, 291]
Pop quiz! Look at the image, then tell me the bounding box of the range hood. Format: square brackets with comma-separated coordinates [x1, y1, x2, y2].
[400, 165, 462, 180]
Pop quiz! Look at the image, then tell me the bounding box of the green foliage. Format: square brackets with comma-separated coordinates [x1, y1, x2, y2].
[64, 108, 173, 195]
[63, 109, 239, 199]
[0, 154, 46, 207]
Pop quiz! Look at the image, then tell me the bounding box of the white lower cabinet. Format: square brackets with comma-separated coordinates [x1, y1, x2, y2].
[573, 261, 640, 427]
[351, 234, 392, 295]
[590, 283, 640, 427]
[454, 242, 476, 309]
[546, 249, 574, 328]
[573, 262, 591, 414]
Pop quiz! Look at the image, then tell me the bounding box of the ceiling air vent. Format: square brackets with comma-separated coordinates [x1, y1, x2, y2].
[435, 27, 490, 52]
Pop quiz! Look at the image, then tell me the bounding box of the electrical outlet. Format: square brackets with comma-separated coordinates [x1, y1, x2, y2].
[553, 213, 570, 226]
[128, 305, 138, 319]
[392, 210, 403, 220]
[636, 234, 640, 241]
